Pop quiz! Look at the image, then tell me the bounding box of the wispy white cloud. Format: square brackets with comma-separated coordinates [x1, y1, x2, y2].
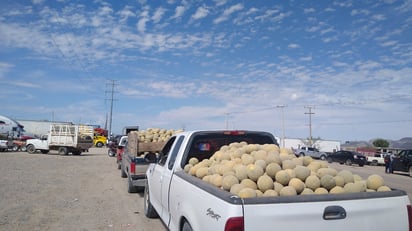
[152, 7, 166, 23]
[191, 6, 209, 20]
[213, 3, 243, 24]
[172, 5, 187, 19]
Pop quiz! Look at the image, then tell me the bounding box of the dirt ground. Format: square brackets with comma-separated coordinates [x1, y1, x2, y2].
[0, 148, 166, 231]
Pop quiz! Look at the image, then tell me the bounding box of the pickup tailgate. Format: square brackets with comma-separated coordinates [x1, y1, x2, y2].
[243, 190, 410, 231]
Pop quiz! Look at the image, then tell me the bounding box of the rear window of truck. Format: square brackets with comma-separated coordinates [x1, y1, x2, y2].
[181, 131, 276, 168]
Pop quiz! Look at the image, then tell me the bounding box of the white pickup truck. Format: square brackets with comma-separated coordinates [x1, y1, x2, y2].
[144, 130, 411, 231]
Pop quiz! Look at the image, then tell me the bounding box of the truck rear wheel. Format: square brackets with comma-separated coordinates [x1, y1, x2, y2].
[182, 220, 193, 231]
[26, 145, 36, 154]
[127, 176, 138, 193]
[144, 182, 158, 218]
[72, 150, 81, 155]
[41, 150, 49, 154]
[58, 147, 68, 155]
[120, 163, 127, 178]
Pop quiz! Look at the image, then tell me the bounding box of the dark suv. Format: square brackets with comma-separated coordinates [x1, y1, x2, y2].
[392, 150, 412, 176]
[327, 150, 366, 166]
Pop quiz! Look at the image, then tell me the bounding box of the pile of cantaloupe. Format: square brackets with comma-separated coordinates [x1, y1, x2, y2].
[137, 128, 184, 143]
[183, 142, 391, 198]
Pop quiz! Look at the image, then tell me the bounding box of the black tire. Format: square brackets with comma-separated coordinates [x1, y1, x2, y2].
[96, 142, 103, 147]
[359, 163, 364, 167]
[21, 146, 27, 152]
[58, 147, 68, 155]
[345, 159, 352, 166]
[127, 176, 138, 193]
[40, 150, 49, 154]
[72, 150, 81, 155]
[299, 152, 305, 157]
[182, 220, 193, 231]
[371, 160, 378, 166]
[108, 150, 115, 157]
[120, 163, 127, 178]
[144, 182, 158, 218]
[327, 157, 333, 163]
[27, 145, 36, 154]
[12, 145, 19, 152]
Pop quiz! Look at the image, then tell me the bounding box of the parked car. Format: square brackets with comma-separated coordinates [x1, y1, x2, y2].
[293, 146, 327, 160]
[327, 150, 366, 166]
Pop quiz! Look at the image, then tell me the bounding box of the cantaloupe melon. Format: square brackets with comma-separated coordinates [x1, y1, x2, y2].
[337, 170, 354, 184]
[246, 164, 264, 181]
[288, 178, 305, 194]
[330, 186, 344, 194]
[282, 159, 296, 169]
[334, 175, 345, 187]
[280, 186, 297, 196]
[263, 189, 278, 197]
[305, 175, 320, 191]
[273, 182, 284, 193]
[255, 159, 267, 170]
[257, 174, 274, 192]
[189, 157, 199, 166]
[294, 165, 311, 181]
[234, 165, 248, 181]
[241, 178, 257, 190]
[377, 185, 391, 192]
[184, 164, 192, 173]
[196, 167, 209, 178]
[314, 187, 328, 194]
[241, 154, 255, 165]
[301, 188, 314, 195]
[366, 174, 384, 190]
[320, 175, 336, 191]
[222, 175, 239, 191]
[275, 170, 290, 186]
[238, 188, 257, 198]
[265, 163, 282, 179]
[230, 183, 246, 195]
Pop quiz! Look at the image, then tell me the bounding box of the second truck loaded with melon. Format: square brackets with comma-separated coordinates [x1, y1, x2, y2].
[144, 130, 412, 231]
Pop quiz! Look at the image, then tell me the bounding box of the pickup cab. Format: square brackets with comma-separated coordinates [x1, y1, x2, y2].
[144, 130, 412, 231]
[392, 150, 412, 176]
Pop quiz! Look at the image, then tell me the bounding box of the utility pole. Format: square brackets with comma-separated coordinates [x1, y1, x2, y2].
[304, 105, 315, 146]
[276, 105, 287, 148]
[106, 80, 118, 138]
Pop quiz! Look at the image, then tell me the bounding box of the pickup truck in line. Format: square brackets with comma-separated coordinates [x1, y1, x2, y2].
[144, 131, 412, 231]
[121, 132, 165, 193]
[392, 150, 412, 176]
[144, 130, 412, 231]
[293, 146, 328, 160]
[367, 153, 386, 166]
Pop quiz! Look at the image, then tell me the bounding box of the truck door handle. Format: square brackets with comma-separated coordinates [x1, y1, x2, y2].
[323, 206, 346, 220]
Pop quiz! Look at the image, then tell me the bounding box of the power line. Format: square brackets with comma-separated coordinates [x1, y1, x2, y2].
[304, 105, 315, 145]
[106, 80, 118, 137]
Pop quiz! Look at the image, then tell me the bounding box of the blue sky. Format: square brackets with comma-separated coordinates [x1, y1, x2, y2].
[1, 0, 411, 142]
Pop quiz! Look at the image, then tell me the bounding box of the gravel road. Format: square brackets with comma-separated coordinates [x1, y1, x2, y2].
[0, 148, 166, 231]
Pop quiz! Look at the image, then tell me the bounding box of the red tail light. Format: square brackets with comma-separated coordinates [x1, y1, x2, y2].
[130, 162, 136, 174]
[407, 205, 412, 231]
[225, 217, 244, 231]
